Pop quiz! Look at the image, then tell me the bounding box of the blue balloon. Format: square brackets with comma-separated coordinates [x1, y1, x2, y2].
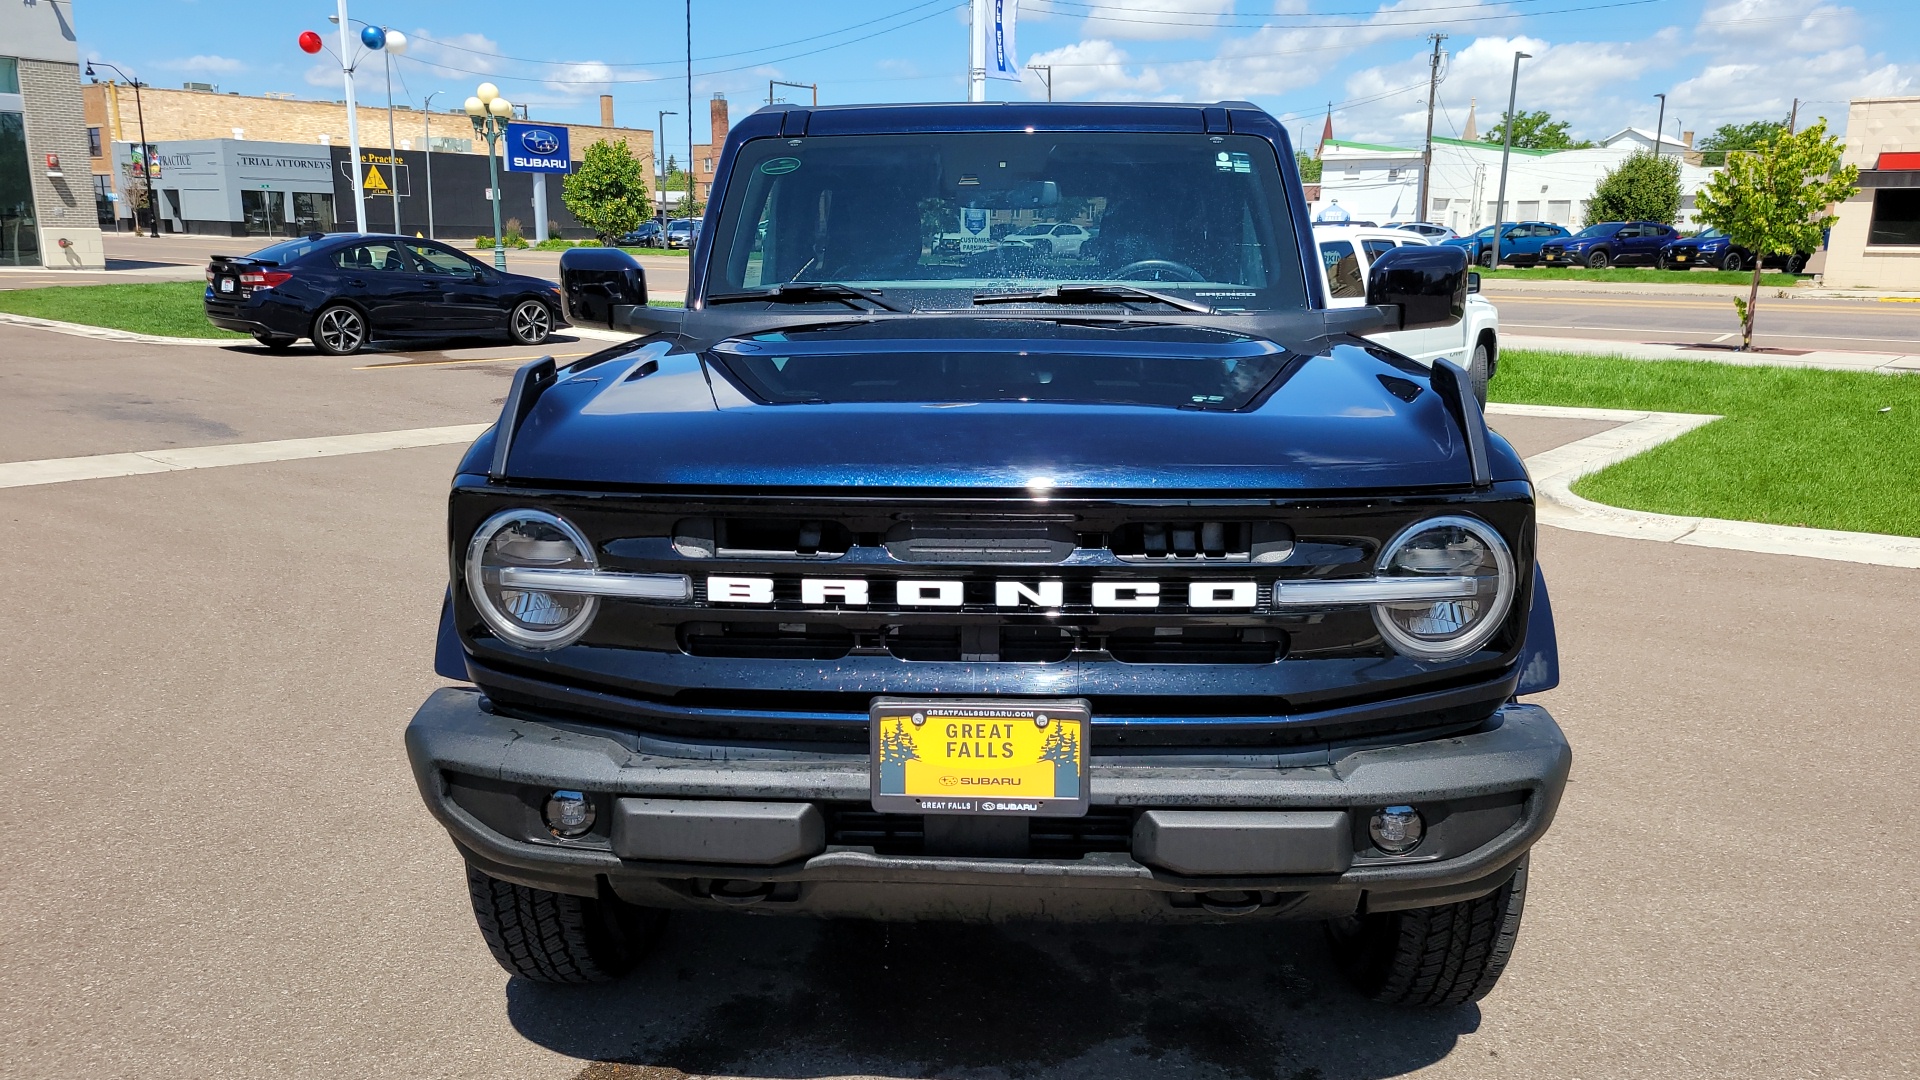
[360, 25, 386, 49]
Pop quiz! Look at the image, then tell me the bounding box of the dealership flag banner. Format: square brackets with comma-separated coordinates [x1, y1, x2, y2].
[974, 0, 1020, 83]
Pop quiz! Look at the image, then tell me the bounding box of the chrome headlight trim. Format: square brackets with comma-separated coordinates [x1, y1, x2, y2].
[465, 508, 601, 650]
[1369, 514, 1516, 661]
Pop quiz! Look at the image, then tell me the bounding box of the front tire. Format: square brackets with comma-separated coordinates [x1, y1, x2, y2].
[508, 300, 553, 346]
[1586, 249, 1611, 269]
[1720, 250, 1744, 272]
[1468, 337, 1493, 407]
[311, 304, 367, 356]
[1327, 856, 1529, 1007]
[465, 865, 665, 984]
[1785, 253, 1808, 274]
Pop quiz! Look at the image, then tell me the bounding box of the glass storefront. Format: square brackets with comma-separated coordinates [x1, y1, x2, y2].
[241, 188, 288, 237]
[293, 191, 335, 234]
[1, 110, 40, 267]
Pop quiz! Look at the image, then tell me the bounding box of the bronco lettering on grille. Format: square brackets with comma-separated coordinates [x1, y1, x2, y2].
[704, 576, 1260, 609]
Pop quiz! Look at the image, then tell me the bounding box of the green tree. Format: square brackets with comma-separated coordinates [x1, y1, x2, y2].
[1295, 150, 1323, 183]
[1697, 120, 1788, 167]
[1586, 151, 1682, 225]
[1695, 118, 1858, 350]
[1481, 109, 1593, 150]
[561, 139, 650, 245]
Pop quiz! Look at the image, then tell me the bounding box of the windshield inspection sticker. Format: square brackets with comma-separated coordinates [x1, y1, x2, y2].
[1215, 151, 1252, 174]
[759, 157, 802, 175]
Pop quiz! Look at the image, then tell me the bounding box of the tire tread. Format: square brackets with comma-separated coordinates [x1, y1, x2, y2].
[464, 864, 658, 984]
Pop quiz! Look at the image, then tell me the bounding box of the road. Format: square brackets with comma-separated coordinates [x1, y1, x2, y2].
[1, 321, 1914, 1079]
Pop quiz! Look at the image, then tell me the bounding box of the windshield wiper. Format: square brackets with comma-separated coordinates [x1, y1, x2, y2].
[971, 283, 1215, 314]
[706, 282, 908, 312]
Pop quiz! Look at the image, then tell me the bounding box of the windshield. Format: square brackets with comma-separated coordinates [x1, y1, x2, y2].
[1695, 228, 1725, 239]
[1573, 223, 1618, 239]
[704, 131, 1306, 311]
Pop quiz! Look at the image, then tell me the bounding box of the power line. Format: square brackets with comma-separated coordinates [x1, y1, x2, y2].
[1028, 0, 1665, 31]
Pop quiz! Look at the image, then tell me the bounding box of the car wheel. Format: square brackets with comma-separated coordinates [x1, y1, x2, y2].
[509, 300, 553, 346]
[1785, 254, 1808, 274]
[251, 332, 296, 352]
[1469, 336, 1493, 408]
[1327, 855, 1529, 1007]
[1586, 249, 1611, 269]
[1720, 251, 1744, 272]
[311, 304, 368, 356]
[1476, 248, 1495, 268]
[465, 865, 665, 984]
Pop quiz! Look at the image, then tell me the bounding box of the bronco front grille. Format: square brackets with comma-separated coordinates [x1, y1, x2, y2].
[826, 805, 1135, 858]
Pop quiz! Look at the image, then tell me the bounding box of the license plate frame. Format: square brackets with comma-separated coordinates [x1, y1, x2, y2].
[870, 697, 1091, 818]
[218, 277, 237, 294]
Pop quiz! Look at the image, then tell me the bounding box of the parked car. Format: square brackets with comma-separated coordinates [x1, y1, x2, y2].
[1443, 221, 1571, 267]
[1385, 221, 1457, 240]
[617, 221, 663, 247]
[410, 100, 1567, 1008]
[203, 233, 567, 356]
[664, 218, 702, 249]
[1315, 225, 1500, 402]
[1538, 221, 1680, 268]
[1659, 228, 1810, 273]
[998, 221, 1096, 256]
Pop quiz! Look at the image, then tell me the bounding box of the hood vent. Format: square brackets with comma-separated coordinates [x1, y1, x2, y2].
[883, 521, 1077, 564]
[1110, 521, 1294, 563]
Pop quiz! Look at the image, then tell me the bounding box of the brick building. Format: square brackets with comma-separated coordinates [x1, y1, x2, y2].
[1, 0, 106, 268]
[82, 83, 655, 227]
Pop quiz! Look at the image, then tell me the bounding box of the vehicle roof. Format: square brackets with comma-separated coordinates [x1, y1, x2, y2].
[1311, 225, 1433, 245]
[746, 99, 1271, 135]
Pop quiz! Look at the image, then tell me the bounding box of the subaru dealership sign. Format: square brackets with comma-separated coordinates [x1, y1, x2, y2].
[504, 123, 571, 173]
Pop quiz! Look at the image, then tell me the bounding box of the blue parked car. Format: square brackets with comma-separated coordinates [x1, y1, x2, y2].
[1443, 221, 1571, 267]
[1659, 228, 1810, 273]
[1538, 221, 1680, 268]
[411, 100, 1568, 1008]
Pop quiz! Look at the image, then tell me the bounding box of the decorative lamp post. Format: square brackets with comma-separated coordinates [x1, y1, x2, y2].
[468, 84, 514, 270]
[84, 60, 156, 238]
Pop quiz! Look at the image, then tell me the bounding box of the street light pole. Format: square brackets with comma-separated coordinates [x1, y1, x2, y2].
[1492, 50, 1530, 268]
[656, 110, 676, 226]
[1652, 92, 1666, 161]
[384, 42, 400, 233]
[468, 84, 515, 270]
[1027, 64, 1052, 102]
[86, 62, 155, 237]
[423, 90, 441, 239]
[336, 0, 367, 233]
[768, 80, 818, 107]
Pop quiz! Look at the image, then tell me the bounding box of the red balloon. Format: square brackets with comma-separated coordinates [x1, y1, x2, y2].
[298, 30, 323, 54]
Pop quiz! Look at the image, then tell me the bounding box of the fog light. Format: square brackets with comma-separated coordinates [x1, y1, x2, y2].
[1369, 805, 1425, 854]
[543, 790, 596, 838]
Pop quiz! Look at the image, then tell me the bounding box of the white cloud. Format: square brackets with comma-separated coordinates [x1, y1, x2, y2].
[544, 60, 618, 98]
[406, 31, 504, 76]
[158, 55, 245, 74]
[1060, 0, 1236, 42]
[1669, 46, 1912, 128]
[1022, 39, 1166, 99]
[1694, 0, 1855, 53]
[1190, 0, 1506, 100]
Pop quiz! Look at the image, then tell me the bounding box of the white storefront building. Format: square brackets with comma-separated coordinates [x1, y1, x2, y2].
[1313, 129, 1718, 233]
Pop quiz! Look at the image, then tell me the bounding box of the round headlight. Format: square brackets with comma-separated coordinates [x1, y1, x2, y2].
[465, 509, 599, 650]
[1372, 515, 1515, 661]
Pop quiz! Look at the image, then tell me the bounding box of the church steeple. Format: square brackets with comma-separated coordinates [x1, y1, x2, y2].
[1317, 102, 1333, 157]
[1462, 97, 1478, 142]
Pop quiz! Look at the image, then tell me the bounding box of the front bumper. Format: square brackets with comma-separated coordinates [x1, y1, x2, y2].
[405, 686, 1570, 922]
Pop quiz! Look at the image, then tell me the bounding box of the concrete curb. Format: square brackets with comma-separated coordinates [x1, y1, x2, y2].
[1503, 334, 1920, 374]
[0, 311, 244, 347]
[1489, 402, 1920, 568]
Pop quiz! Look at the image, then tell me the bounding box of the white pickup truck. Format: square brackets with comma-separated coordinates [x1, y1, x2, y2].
[1314, 225, 1500, 404]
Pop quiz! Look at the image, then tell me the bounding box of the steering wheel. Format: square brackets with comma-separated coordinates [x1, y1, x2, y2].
[1111, 259, 1205, 283]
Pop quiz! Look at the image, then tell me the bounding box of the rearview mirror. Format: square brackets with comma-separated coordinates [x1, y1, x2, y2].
[1365, 244, 1466, 331]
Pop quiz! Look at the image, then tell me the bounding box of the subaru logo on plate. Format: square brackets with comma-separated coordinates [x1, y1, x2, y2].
[520, 129, 561, 155]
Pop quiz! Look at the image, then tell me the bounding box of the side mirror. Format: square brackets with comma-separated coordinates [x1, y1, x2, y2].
[472, 269, 488, 283]
[558, 247, 648, 328]
[1467, 271, 1481, 294]
[1365, 244, 1466, 331]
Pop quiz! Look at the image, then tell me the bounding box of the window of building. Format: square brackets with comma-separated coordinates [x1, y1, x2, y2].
[1547, 200, 1572, 224]
[1431, 198, 1449, 212]
[1867, 190, 1920, 246]
[88, 127, 102, 157]
[0, 58, 19, 95]
[1387, 167, 1404, 181]
[1517, 200, 1540, 220]
[293, 192, 335, 233]
[0, 110, 39, 265]
[1345, 164, 1360, 178]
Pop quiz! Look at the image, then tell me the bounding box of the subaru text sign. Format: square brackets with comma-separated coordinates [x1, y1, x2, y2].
[504, 123, 570, 173]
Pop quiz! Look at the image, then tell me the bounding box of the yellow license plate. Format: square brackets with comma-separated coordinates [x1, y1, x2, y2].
[870, 698, 1091, 817]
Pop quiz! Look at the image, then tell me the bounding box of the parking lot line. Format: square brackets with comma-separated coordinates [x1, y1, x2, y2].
[0, 424, 491, 489]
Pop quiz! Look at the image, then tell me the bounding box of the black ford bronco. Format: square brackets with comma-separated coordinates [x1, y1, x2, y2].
[406, 100, 1569, 1007]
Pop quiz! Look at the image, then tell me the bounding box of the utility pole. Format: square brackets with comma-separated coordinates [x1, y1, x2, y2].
[968, 0, 987, 101]
[1653, 92, 1666, 160]
[768, 80, 818, 107]
[1417, 33, 1446, 225]
[1028, 64, 1052, 102]
[1492, 51, 1529, 267]
[1788, 97, 1800, 135]
[686, 0, 694, 221]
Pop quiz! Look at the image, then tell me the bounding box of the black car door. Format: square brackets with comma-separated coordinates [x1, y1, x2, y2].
[329, 241, 436, 332]
[406, 241, 503, 332]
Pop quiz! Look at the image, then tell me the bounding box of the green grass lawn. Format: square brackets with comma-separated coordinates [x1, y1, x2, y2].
[1477, 266, 1805, 287]
[618, 247, 690, 257]
[1491, 350, 1920, 537]
[0, 281, 247, 339]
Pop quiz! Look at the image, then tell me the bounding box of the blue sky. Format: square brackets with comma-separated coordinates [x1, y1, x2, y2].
[74, 0, 1917, 161]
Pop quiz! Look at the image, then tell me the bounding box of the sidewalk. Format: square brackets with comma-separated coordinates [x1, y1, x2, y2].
[1504, 334, 1920, 373]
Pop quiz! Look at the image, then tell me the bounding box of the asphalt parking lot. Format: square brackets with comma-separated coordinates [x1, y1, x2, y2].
[2, 322, 1916, 1080]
